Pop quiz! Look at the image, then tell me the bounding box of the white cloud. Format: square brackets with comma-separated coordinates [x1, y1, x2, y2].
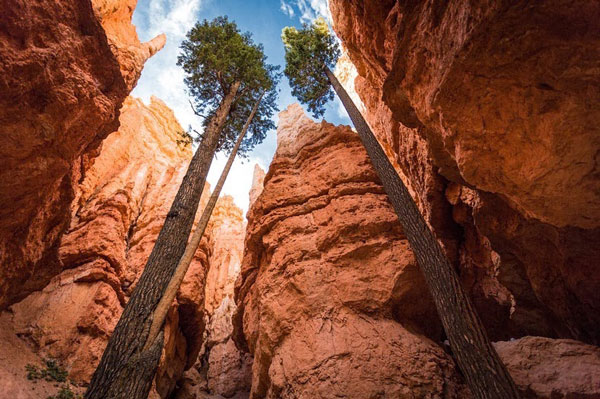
[206, 156, 268, 213]
[280, 0, 295, 18]
[296, 0, 332, 24]
[146, 0, 203, 38]
[132, 0, 204, 131]
[277, 0, 332, 25]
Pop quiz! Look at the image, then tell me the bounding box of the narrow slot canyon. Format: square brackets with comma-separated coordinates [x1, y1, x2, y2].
[1, 1, 599, 398]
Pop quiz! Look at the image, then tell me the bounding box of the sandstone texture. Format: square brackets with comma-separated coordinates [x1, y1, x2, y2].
[248, 165, 266, 213]
[0, 0, 164, 309]
[3, 97, 209, 397]
[0, 312, 86, 399]
[92, 0, 166, 89]
[234, 104, 468, 399]
[330, 0, 600, 345]
[176, 197, 252, 399]
[495, 336, 600, 398]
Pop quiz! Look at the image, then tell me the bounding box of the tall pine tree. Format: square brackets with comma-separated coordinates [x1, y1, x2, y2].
[85, 17, 278, 399]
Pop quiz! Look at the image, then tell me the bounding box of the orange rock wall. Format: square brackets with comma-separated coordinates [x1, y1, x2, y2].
[0, 0, 164, 309]
[329, 0, 600, 344]
[234, 104, 468, 399]
[5, 97, 210, 397]
[494, 337, 600, 398]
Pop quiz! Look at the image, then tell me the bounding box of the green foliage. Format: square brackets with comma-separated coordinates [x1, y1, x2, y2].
[175, 128, 193, 148]
[282, 17, 340, 118]
[47, 384, 82, 399]
[178, 16, 279, 156]
[26, 359, 68, 382]
[25, 360, 81, 399]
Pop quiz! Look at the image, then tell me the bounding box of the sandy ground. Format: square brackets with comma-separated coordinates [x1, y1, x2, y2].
[0, 312, 84, 398]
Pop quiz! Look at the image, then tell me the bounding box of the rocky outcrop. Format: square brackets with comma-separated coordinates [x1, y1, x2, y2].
[3, 97, 208, 397]
[92, 0, 166, 90]
[495, 337, 600, 398]
[176, 196, 252, 399]
[0, 0, 164, 309]
[330, 0, 600, 344]
[248, 165, 266, 213]
[234, 104, 468, 399]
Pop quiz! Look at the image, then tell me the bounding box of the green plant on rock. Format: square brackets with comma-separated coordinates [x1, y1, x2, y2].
[25, 359, 68, 383]
[47, 384, 82, 399]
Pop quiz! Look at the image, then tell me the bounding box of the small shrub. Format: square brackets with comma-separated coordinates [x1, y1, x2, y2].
[25, 363, 41, 380]
[43, 359, 68, 382]
[25, 358, 78, 399]
[25, 359, 68, 382]
[47, 384, 82, 399]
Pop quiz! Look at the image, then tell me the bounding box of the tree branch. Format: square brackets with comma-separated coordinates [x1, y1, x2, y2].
[189, 100, 207, 119]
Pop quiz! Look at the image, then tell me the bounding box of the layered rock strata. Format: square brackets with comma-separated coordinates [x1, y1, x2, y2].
[330, 0, 600, 344]
[0, 0, 164, 309]
[3, 97, 209, 397]
[234, 104, 468, 398]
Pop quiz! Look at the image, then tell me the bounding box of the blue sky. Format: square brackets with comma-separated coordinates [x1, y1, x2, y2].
[131, 0, 350, 212]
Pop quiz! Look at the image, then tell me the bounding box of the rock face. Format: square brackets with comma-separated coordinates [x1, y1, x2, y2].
[330, 0, 600, 344]
[91, 0, 166, 89]
[0, 312, 86, 399]
[4, 97, 209, 397]
[0, 0, 164, 309]
[495, 337, 600, 398]
[248, 165, 266, 213]
[176, 196, 252, 399]
[234, 104, 468, 399]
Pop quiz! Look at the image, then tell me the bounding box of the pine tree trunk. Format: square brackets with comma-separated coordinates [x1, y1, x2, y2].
[325, 67, 520, 399]
[85, 81, 242, 399]
[143, 92, 264, 350]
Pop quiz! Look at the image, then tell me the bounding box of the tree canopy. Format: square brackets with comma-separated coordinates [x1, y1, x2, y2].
[178, 16, 279, 156]
[282, 17, 340, 118]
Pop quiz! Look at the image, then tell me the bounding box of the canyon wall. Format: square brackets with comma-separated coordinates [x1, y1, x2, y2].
[234, 104, 468, 398]
[176, 196, 252, 399]
[234, 103, 600, 399]
[0, 0, 164, 309]
[0, 96, 220, 398]
[330, 0, 600, 345]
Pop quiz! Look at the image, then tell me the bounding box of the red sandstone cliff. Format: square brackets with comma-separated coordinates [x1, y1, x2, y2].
[0, 97, 216, 398]
[0, 0, 164, 309]
[233, 103, 600, 399]
[234, 104, 468, 398]
[1, 1, 599, 398]
[330, 0, 600, 345]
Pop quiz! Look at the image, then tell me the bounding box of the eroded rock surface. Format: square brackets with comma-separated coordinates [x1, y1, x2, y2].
[234, 104, 468, 399]
[92, 0, 166, 90]
[5, 97, 208, 397]
[176, 197, 251, 399]
[0, 0, 164, 309]
[330, 0, 600, 345]
[495, 336, 600, 398]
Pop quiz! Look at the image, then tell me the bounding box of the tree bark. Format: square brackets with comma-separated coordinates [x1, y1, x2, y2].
[325, 67, 520, 399]
[85, 81, 242, 399]
[143, 92, 264, 350]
